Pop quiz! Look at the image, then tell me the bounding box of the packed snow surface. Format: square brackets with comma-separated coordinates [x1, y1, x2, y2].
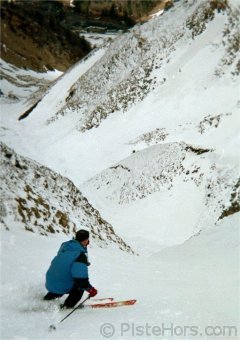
[1, 214, 239, 339]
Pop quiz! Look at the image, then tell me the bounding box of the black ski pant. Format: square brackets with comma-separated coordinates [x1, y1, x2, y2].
[44, 284, 84, 308]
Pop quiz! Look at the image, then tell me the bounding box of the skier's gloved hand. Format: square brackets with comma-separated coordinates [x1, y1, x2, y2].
[87, 287, 97, 297]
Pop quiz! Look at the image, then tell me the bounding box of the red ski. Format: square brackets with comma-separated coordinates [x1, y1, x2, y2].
[50, 299, 137, 330]
[87, 299, 137, 309]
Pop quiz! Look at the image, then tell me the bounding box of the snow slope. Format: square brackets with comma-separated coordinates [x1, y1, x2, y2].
[0, 0, 239, 338]
[0, 0, 239, 251]
[81, 141, 239, 251]
[0, 0, 239, 245]
[1, 213, 239, 339]
[1, 1, 239, 179]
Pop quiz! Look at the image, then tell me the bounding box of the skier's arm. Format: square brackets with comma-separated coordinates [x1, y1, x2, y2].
[71, 251, 92, 290]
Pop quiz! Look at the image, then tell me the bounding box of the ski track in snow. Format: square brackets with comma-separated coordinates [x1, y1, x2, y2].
[1, 213, 239, 339]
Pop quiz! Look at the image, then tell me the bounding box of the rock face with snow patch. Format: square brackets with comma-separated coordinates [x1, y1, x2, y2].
[0, 143, 134, 253]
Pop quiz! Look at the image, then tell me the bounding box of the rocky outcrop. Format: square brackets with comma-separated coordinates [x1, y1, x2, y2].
[0, 142, 134, 253]
[71, 0, 169, 25]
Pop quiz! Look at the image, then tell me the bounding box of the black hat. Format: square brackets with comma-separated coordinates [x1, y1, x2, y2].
[76, 229, 89, 242]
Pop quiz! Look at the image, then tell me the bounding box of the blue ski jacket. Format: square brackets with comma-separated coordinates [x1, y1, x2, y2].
[45, 240, 92, 294]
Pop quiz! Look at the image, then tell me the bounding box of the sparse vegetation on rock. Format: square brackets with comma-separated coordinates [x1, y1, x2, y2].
[0, 142, 134, 253]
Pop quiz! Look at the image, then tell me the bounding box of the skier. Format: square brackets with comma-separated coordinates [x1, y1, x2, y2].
[44, 229, 97, 308]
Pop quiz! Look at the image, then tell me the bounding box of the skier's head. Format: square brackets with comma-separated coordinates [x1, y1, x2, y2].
[75, 229, 90, 246]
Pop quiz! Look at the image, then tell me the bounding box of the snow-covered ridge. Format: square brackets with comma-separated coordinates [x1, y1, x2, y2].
[83, 142, 186, 204]
[0, 142, 134, 253]
[82, 141, 239, 248]
[47, 0, 197, 128]
[83, 140, 238, 215]
[19, 47, 107, 121]
[0, 0, 239, 251]
[29, 0, 235, 132]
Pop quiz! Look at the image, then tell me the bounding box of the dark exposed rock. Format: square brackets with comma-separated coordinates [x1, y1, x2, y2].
[218, 178, 240, 220]
[72, 0, 167, 25]
[185, 145, 212, 155]
[0, 0, 91, 72]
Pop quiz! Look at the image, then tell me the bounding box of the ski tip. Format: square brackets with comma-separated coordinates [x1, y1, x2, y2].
[126, 299, 137, 305]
